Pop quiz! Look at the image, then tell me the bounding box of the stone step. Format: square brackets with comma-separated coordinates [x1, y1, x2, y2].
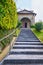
[16, 36, 40, 38]
[3, 59, 43, 65]
[10, 49, 43, 52]
[15, 43, 42, 45]
[3, 54, 43, 65]
[4, 55, 43, 60]
[16, 39, 40, 42]
[16, 37, 40, 42]
[15, 42, 41, 45]
[13, 46, 43, 49]
[13, 45, 43, 47]
[9, 51, 43, 55]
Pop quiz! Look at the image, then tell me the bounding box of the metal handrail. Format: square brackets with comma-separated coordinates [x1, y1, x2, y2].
[0, 30, 16, 42]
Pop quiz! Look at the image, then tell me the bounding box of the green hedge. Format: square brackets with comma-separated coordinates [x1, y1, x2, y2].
[0, 0, 18, 30]
[30, 25, 35, 28]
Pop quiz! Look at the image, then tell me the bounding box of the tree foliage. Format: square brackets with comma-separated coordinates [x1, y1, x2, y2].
[35, 22, 42, 31]
[0, 0, 18, 30]
[16, 21, 22, 28]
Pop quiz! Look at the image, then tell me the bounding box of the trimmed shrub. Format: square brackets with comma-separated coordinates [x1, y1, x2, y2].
[42, 23, 43, 29]
[35, 22, 42, 31]
[30, 25, 35, 28]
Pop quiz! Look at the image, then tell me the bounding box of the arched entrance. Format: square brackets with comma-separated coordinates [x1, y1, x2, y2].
[25, 22, 27, 28]
[21, 18, 31, 28]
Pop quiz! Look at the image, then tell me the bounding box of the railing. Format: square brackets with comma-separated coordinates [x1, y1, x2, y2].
[0, 29, 16, 53]
[0, 30, 15, 42]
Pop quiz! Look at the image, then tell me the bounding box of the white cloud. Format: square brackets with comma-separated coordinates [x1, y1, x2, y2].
[32, 0, 43, 22]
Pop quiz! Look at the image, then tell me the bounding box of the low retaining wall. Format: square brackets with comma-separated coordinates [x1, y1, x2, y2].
[0, 37, 16, 61]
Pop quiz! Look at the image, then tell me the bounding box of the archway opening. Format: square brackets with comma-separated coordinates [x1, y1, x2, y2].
[21, 17, 31, 28]
[25, 22, 27, 28]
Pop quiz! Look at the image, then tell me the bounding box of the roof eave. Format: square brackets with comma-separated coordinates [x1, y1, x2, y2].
[17, 12, 37, 16]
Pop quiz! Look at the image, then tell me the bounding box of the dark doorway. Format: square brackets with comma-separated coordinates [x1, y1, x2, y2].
[25, 22, 27, 28]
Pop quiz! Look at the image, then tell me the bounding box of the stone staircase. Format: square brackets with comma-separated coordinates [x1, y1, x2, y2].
[3, 29, 43, 65]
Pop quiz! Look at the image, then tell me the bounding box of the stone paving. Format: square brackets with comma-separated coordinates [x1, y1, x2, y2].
[16, 29, 40, 42]
[2, 28, 43, 65]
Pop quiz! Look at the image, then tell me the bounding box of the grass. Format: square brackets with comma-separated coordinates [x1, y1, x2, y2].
[15, 28, 20, 36]
[32, 29, 43, 42]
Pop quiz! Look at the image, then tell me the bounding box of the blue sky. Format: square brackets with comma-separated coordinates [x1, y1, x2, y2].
[14, 0, 43, 22]
[15, 0, 32, 10]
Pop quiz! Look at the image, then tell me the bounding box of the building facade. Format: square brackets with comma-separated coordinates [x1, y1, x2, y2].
[17, 9, 36, 28]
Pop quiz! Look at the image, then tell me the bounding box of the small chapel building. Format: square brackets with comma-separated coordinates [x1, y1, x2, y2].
[17, 9, 36, 28]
